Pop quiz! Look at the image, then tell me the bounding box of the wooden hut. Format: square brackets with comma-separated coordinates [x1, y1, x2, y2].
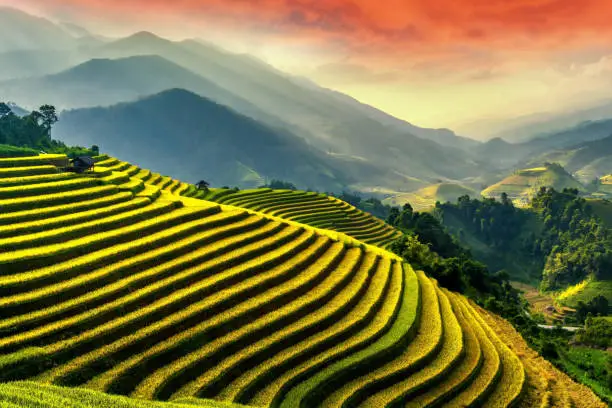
[70, 156, 95, 173]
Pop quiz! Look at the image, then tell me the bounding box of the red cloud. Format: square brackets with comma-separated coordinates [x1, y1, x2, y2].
[11, 0, 612, 71]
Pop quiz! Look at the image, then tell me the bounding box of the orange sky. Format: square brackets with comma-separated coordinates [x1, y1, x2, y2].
[7, 0, 612, 134]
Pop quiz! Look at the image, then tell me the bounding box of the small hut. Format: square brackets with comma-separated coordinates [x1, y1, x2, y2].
[70, 156, 95, 173]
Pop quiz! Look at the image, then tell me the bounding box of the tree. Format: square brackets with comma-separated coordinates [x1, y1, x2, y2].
[38, 105, 58, 134]
[500, 192, 512, 207]
[266, 179, 297, 190]
[91, 145, 100, 156]
[0, 102, 11, 118]
[196, 180, 210, 191]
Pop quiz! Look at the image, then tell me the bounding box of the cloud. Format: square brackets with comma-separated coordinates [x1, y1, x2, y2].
[577, 56, 612, 77]
[7, 0, 612, 76]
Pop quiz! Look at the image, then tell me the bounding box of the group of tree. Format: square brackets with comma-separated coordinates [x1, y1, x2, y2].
[575, 296, 610, 324]
[437, 187, 612, 291]
[260, 179, 297, 190]
[531, 187, 612, 290]
[386, 203, 523, 317]
[0, 102, 97, 158]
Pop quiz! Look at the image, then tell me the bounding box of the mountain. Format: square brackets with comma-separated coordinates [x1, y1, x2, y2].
[473, 119, 612, 172]
[53, 89, 353, 190]
[0, 7, 77, 52]
[524, 118, 612, 151]
[289, 76, 480, 151]
[527, 133, 612, 184]
[0, 55, 283, 125]
[5, 103, 28, 117]
[472, 137, 533, 169]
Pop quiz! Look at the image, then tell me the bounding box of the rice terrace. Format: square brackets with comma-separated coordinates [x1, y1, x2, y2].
[2, 2, 612, 407]
[0, 154, 604, 407]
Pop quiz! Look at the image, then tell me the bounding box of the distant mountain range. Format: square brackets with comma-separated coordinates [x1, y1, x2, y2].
[5, 5, 612, 194]
[460, 99, 612, 143]
[474, 118, 612, 172]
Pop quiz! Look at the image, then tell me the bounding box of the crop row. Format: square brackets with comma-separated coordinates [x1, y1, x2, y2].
[216, 256, 392, 403]
[277, 267, 422, 408]
[172, 251, 376, 401]
[0, 200, 176, 251]
[0, 212, 272, 348]
[0, 192, 134, 226]
[318, 272, 443, 407]
[403, 290, 483, 408]
[0, 208, 244, 320]
[0, 203, 220, 290]
[0, 202, 212, 275]
[37, 226, 314, 385]
[208, 189, 401, 249]
[245, 260, 404, 407]
[0, 154, 68, 168]
[0, 176, 103, 200]
[85, 235, 336, 394]
[0, 172, 76, 188]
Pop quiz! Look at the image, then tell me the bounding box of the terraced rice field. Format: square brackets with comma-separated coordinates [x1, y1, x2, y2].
[0, 154, 603, 408]
[202, 188, 402, 249]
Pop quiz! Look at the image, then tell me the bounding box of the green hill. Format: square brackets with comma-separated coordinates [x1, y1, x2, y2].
[482, 163, 584, 206]
[383, 183, 478, 211]
[0, 152, 604, 407]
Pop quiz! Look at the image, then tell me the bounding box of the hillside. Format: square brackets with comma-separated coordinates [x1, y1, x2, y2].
[0, 152, 604, 408]
[52, 89, 351, 192]
[383, 183, 478, 211]
[481, 163, 584, 205]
